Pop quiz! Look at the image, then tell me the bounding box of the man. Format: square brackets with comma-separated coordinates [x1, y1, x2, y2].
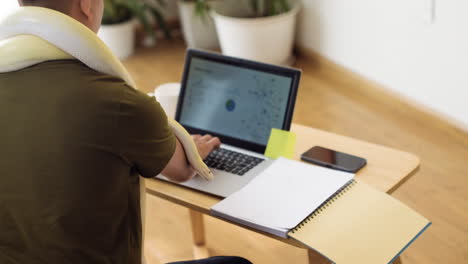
[0, 0, 251, 263]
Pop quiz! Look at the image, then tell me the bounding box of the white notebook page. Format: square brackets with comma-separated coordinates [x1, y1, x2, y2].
[211, 158, 354, 229]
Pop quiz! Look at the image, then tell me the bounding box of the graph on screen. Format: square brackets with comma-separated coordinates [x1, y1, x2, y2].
[179, 58, 292, 145]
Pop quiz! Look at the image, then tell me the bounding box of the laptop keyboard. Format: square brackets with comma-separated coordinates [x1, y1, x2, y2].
[204, 148, 265, 176]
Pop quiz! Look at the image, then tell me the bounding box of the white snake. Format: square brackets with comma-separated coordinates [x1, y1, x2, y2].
[0, 6, 213, 263]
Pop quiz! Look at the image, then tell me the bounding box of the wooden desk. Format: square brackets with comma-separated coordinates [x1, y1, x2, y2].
[145, 123, 420, 264]
[123, 38, 468, 264]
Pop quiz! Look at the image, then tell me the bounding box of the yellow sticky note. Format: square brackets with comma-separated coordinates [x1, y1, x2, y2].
[264, 128, 297, 159]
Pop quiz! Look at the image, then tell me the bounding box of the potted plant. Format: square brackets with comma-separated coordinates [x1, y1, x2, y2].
[212, 0, 300, 65]
[177, 0, 220, 50]
[99, 0, 170, 60]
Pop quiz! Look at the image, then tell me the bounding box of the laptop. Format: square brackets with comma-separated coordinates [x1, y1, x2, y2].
[157, 49, 301, 198]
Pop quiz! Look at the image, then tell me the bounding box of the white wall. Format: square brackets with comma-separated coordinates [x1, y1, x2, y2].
[297, 0, 468, 129]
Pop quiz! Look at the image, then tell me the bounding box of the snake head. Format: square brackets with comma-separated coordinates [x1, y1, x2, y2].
[193, 162, 214, 181]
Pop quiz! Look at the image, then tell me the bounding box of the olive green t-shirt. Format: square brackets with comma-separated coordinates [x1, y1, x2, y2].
[0, 60, 176, 264]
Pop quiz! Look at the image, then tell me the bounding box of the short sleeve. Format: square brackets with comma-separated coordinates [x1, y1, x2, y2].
[119, 86, 176, 178]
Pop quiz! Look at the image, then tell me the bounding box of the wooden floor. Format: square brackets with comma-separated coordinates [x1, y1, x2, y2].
[124, 39, 468, 264]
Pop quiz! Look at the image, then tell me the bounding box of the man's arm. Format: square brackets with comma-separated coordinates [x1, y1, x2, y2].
[161, 134, 221, 182]
[117, 86, 220, 180]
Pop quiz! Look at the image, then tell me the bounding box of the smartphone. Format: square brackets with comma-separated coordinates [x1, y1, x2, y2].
[301, 146, 367, 173]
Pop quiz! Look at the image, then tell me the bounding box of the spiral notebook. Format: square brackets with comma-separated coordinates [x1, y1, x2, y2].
[211, 158, 355, 238]
[288, 180, 431, 263]
[211, 158, 431, 264]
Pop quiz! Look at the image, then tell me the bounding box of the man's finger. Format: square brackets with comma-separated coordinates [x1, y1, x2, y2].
[200, 134, 213, 142]
[208, 137, 221, 149]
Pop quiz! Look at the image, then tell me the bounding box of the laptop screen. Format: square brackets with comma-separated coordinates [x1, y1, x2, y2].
[176, 50, 300, 153]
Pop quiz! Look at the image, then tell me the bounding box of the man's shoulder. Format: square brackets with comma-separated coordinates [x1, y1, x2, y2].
[17, 59, 148, 100]
[38, 60, 133, 92]
[0, 59, 154, 110]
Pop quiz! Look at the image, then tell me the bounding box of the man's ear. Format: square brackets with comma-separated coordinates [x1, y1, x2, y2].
[79, 0, 93, 19]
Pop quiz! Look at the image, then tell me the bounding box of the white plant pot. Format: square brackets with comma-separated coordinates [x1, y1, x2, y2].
[98, 19, 136, 60]
[178, 0, 219, 50]
[213, 0, 300, 65]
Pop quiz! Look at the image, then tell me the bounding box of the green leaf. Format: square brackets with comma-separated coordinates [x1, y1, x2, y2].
[194, 0, 212, 24]
[247, 0, 291, 17]
[148, 5, 172, 39]
[102, 0, 171, 39]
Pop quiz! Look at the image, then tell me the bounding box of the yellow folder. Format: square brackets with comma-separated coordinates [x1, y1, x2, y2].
[288, 180, 431, 264]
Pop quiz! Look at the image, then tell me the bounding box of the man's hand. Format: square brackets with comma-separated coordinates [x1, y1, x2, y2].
[161, 134, 220, 183]
[192, 134, 221, 160]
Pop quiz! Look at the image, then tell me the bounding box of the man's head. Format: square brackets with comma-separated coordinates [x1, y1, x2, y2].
[18, 0, 104, 33]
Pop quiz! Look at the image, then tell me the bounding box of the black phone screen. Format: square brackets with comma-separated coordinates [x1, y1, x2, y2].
[301, 146, 367, 173]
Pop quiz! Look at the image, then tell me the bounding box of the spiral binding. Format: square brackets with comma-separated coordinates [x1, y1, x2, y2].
[290, 180, 357, 234]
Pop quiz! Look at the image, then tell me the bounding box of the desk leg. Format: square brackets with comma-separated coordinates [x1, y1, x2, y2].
[189, 209, 209, 259]
[307, 249, 331, 264]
